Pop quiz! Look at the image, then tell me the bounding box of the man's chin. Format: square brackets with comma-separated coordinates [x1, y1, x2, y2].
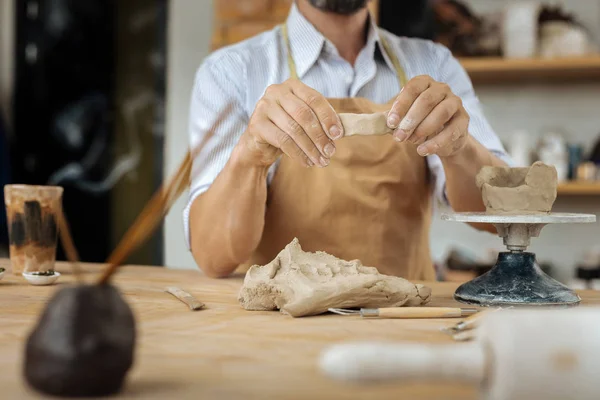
[308, 0, 368, 15]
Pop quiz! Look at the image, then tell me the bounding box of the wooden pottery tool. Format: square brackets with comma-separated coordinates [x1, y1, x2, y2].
[165, 287, 205, 311]
[320, 308, 600, 400]
[442, 212, 595, 306]
[441, 307, 509, 335]
[328, 307, 478, 319]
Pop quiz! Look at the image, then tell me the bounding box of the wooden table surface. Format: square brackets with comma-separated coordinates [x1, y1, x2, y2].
[1, 259, 599, 400]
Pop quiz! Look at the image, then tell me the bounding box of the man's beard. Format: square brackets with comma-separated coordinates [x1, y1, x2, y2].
[308, 0, 368, 15]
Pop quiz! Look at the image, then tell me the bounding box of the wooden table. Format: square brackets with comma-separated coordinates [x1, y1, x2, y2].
[1, 260, 599, 400]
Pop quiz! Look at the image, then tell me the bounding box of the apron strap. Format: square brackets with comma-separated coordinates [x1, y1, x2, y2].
[379, 34, 407, 87]
[281, 23, 299, 81]
[280, 22, 406, 87]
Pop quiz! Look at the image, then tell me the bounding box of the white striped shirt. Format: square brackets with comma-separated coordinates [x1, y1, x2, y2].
[183, 3, 509, 248]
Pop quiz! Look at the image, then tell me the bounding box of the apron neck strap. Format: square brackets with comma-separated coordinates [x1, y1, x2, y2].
[281, 22, 406, 87]
[281, 23, 299, 81]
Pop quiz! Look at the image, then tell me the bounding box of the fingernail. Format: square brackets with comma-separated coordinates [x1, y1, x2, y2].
[320, 156, 329, 167]
[387, 112, 400, 128]
[324, 143, 336, 157]
[399, 118, 413, 131]
[417, 145, 429, 156]
[394, 129, 409, 142]
[330, 125, 343, 139]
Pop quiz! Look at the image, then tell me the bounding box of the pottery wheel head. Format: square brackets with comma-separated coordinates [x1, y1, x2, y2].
[441, 212, 596, 252]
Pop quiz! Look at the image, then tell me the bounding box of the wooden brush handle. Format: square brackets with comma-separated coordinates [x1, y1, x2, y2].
[96, 103, 234, 284]
[373, 307, 463, 319]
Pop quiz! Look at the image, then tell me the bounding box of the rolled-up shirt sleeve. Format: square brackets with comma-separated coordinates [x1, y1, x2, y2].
[183, 52, 249, 249]
[426, 44, 512, 205]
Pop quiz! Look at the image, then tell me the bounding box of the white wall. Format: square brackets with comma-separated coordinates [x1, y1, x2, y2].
[0, 0, 15, 126]
[431, 0, 600, 282]
[163, 0, 213, 269]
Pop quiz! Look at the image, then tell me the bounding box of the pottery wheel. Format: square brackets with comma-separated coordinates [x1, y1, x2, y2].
[441, 212, 595, 224]
[441, 212, 597, 307]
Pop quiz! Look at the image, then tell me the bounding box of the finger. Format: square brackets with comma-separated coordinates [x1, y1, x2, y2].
[255, 116, 314, 167]
[277, 91, 333, 166]
[387, 75, 431, 129]
[268, 98, 330, 167]
[288, 79, 344, 140]
[416, 114, 468, 157]
[409, 96, 462, 145]
[395, 85, 448, 143]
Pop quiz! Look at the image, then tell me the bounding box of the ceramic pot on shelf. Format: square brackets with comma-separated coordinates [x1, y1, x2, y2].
[537, 130, 569, 182]
[503, 2, 542, 58]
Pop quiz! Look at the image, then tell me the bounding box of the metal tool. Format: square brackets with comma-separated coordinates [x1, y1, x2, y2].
[328, 307, 478, 319]
[441, 307, 510, 335]
[441, 212, 596, 307]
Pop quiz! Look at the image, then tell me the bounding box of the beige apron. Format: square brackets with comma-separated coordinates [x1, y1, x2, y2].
[243, 23, 435, 280]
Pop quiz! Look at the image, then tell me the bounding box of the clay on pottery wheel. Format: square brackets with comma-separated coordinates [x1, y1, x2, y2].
[476, 161, 557, 213]
[24, 284, 136, 397]
[238, 238, 431, 317]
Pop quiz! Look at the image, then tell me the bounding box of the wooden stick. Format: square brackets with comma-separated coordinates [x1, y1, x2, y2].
[96, 103, 231, 284]
[98, 153, 191, 284]
[165, 286, 205, 311]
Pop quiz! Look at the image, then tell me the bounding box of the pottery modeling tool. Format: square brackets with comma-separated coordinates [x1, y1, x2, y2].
[320, 308, 600, 400]
[441, 307, 507, 335]
[441, 212, 596, 306]
[165, 287, 205, 311]
[328, 307, 478, 318]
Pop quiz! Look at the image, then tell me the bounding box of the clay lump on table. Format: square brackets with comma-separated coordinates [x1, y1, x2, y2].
[238, 238, 431, 317]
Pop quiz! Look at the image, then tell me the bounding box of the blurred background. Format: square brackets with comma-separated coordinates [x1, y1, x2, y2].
[1, 0, 600, 287]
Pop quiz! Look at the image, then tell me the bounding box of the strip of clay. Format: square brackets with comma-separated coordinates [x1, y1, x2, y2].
[165, 286, 205, 311]
[339, 112, 393, 137]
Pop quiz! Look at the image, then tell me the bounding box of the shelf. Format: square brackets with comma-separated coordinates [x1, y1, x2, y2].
[557, 182, 600, 195]
[459, 56, 600, 84]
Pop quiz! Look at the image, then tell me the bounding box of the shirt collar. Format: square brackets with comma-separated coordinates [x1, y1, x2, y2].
[286, 3, 395, 79]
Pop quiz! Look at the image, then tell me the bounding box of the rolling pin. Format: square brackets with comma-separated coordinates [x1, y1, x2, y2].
[320, 309, 600, 400]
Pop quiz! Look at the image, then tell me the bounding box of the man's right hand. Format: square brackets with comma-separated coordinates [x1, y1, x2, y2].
[237, 79, 344, 168]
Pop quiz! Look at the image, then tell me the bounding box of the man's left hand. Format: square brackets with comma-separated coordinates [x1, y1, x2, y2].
[386, 75, 469, 158]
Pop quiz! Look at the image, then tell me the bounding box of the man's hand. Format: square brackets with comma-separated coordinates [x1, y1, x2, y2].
[238, 79, 344, 168]
[387, 75, 469, 158]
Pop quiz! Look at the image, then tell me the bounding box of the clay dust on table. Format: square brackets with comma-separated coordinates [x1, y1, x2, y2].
[4, 185, 63, 274]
